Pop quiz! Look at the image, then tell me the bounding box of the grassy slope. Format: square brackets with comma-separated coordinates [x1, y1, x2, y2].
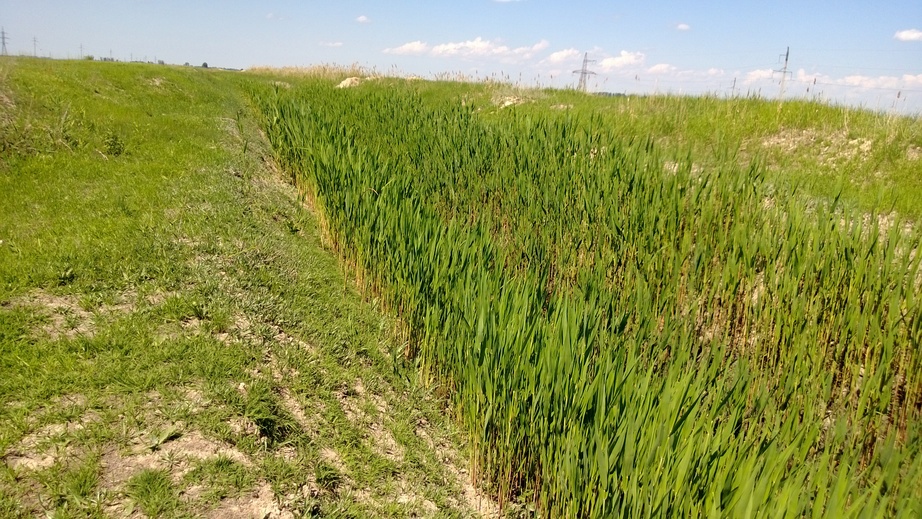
[333, 78, 922, 217]
[0, 58, 490, 518]
[2, 58, 920, 518]
[473, 85, 922, 219]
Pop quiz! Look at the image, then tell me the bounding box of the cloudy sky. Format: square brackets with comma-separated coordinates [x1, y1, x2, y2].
[3, 0, 921, 113]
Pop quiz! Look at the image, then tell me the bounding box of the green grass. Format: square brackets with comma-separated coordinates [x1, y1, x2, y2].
[0, 57, 488, 518]
[3, 56, 921, 518]
[183, 456, 255, 502]
[126, 469, 181, 517]
[249, 75, 922, 516]
[386, 80, 922, 218]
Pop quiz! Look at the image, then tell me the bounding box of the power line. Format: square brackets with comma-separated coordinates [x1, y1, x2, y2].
[572, 52, 596, 93]
[773, 46, 792, 102]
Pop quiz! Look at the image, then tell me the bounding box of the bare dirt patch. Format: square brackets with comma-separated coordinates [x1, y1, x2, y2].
[4, 289, 137, 340]
[101, 430, 251, 488]
[208, 481, 294, 519]
[6, 426, 72, 471]
[176, 386, 210, 414]
[345, 380, 405, 462]
[319, 447, 347, 473]
[414, 413, 500, 517]
[366, 421, 404, 463]
[908, 145, 921, 161]
[0, 89, 14, 110]
[336, 77, 362, 89]
[349, 484, 439, 516]
[396, 482, 439, 517]
[6, 291, 95, 339]
[0, 89, 15, 125]
[218, 313, 315, 354]
[278, 388, 317, 433]
[444, 460, 500, 518]
[761, 128, 873, 168]
[396, 489, 439, 516]
[494, 95, 527, 109]
[4, 410, 101, 472]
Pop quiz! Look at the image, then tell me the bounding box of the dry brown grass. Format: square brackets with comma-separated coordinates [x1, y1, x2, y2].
[245, 63, 368, 80]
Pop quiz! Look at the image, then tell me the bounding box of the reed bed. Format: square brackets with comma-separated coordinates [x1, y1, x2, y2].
[248, 79, 922, 516]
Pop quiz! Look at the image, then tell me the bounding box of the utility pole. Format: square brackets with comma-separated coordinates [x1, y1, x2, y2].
[33, 36, 38, 57]
[572, 52, 596, 93]
[774, 47, 791, 102]
[1, 28, 8, 56]
[80, 44, 83, 59]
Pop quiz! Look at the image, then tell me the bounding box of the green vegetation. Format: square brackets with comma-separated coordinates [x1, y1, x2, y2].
[126, 469, 181, 517]
[2, 55, 921, 517]
[0, 57, 486, 517]
[250, 79, 922, 516]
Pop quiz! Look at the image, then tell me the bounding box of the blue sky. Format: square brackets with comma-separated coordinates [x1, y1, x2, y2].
[2, 1, 921, 113]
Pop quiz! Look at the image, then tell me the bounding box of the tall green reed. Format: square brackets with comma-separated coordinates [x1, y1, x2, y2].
[247, 79, 922, 516]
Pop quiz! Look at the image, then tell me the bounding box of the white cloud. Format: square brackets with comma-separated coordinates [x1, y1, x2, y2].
[428, 37, 548, 61]
[546, 48, 581, 64]
[431, 38, 491, 57]
[266, 12, 274, 19]
[744, 68, 774, 83]
[647, 63, 676, 74]
[676, 23, 691, 31]
[738, 67, 922, 97]
[598, 51, 645, 71]
[320, 41, 343, 48]
[356, 15, 370, 24]
[706, 67, 724, 76]
[894, 29, 922, 41]
[527, 40, 551, 54]
[383, 41, 429, 55]
[840, 73, 922, 90]
[383, 37, 549, 64]
[898, 74, 922, 87]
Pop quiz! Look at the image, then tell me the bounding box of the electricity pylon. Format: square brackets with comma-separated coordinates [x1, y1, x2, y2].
[573, 52, 596, 93]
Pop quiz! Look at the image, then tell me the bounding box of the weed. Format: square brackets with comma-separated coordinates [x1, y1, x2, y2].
[103, 132, 125, 157]
[240, 381, 293, 445]
[147, 425, 182, 451]
[125, 469, 180, 517]
[185, 456, 254, 502]
[314, 461, 342, 494]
